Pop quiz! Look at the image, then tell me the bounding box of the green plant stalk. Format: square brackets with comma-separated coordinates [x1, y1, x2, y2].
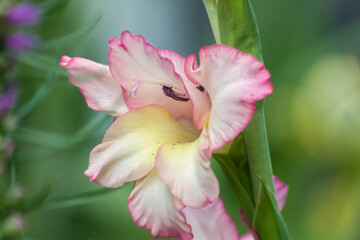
[202, 0, 221, 43]
[203, 0, 274, 203]
[244, 100, 274, 203]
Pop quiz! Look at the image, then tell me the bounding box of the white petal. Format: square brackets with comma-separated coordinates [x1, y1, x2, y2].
[183, 198, 239, 240]
[128, 170, 193, 239]
[156, 134, 219, 208]
[85, 105, 197, 188]
[60, 56, 127, 116]
[185, 45, 272, 151]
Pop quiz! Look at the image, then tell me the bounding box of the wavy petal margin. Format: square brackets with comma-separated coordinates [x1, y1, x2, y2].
[185, 45, 272, 153]
[108, 31, 192, 120]
[60, 56, 127, 116]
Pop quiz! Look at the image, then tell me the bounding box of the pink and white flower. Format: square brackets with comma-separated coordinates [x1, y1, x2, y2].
[60, 31, 272, 239]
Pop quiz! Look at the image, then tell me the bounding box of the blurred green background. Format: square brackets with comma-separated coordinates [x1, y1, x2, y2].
[13, 0, 360, 239]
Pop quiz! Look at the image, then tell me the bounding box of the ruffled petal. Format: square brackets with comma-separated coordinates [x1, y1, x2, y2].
[183, 198, 239, 240]
[182, 55, 212, 130]
[60, 56, 127, 116]
[85, 105, 197, 188]
[156, 133, 219, 208]
[108, 31, 192, 120]
[157, 49, 186, 81]
[128, 170, 193, 240]
[185, 45, 272, 151]
[273, 176, 289, 211]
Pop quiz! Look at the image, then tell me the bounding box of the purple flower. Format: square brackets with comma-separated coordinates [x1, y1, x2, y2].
[6, 2, 42, 26]
[6, 33, 38, 52]
[0, 87, 17, 117]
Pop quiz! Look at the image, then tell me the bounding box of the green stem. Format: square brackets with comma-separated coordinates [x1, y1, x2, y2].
[244, 100, 274, 202]
[203, 1, 290, 238]
[12, 113, 110, 149]
[43, 188, 118, 210]
[203, 0, 275, 203]
[202, 0, 221, 43]
[16, 64, 59, 119]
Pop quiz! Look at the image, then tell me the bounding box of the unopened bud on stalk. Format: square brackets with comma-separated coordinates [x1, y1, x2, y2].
[8, 185, 25, 199]
[1, 137, 15, 155]
[1, 213, 26, 236]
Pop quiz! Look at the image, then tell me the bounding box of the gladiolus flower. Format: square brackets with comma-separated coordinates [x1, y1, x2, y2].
[60, 31, 272, 239]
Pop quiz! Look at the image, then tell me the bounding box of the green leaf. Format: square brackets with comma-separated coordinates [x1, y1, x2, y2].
[13, 113, 110, 149]
[214, 0, 276, 203]
[39, 13, 102, 50]
[43, 188, 118, 210]
[224, 133, 254, 200]
[23, 184, 53, 213]
[203, 1, 291, 238]
[0, 184, 52, 219]
[253, 181, 291, 240]
[213, 154, 255, 223]
[202, 0, 221, 43]
[18, 52, 68, 78]
[16, 63, 60, 119]
[217, 0, 263, 61]
[39, 0, 71, 15]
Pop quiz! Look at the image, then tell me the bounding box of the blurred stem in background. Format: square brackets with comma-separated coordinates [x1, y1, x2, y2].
[204, 0, 290, 239]
[0, 1, 45, 239]
[0, 1, 106, 239]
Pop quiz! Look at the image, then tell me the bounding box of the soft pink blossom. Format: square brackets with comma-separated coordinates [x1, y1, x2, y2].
[60, 31, 272, 239]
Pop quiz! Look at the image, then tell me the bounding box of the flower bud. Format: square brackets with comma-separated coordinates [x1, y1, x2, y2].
[1, 138, 15, 155]
[2, 213, 26, 236]
[8, 185, 25, 199]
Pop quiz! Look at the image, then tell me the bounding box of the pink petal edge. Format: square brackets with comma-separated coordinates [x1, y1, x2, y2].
[107, 31, 192, 120]
[184, 44, 273, 154]
[59, 55, 127, 116]
[127, 171, 193, 240]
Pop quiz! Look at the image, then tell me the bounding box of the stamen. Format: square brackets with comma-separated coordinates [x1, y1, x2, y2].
[162, 86, 189, 102]
[196, 85, 205, 92]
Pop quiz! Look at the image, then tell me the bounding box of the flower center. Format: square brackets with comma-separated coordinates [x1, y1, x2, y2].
[162, 86, 190, 102]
